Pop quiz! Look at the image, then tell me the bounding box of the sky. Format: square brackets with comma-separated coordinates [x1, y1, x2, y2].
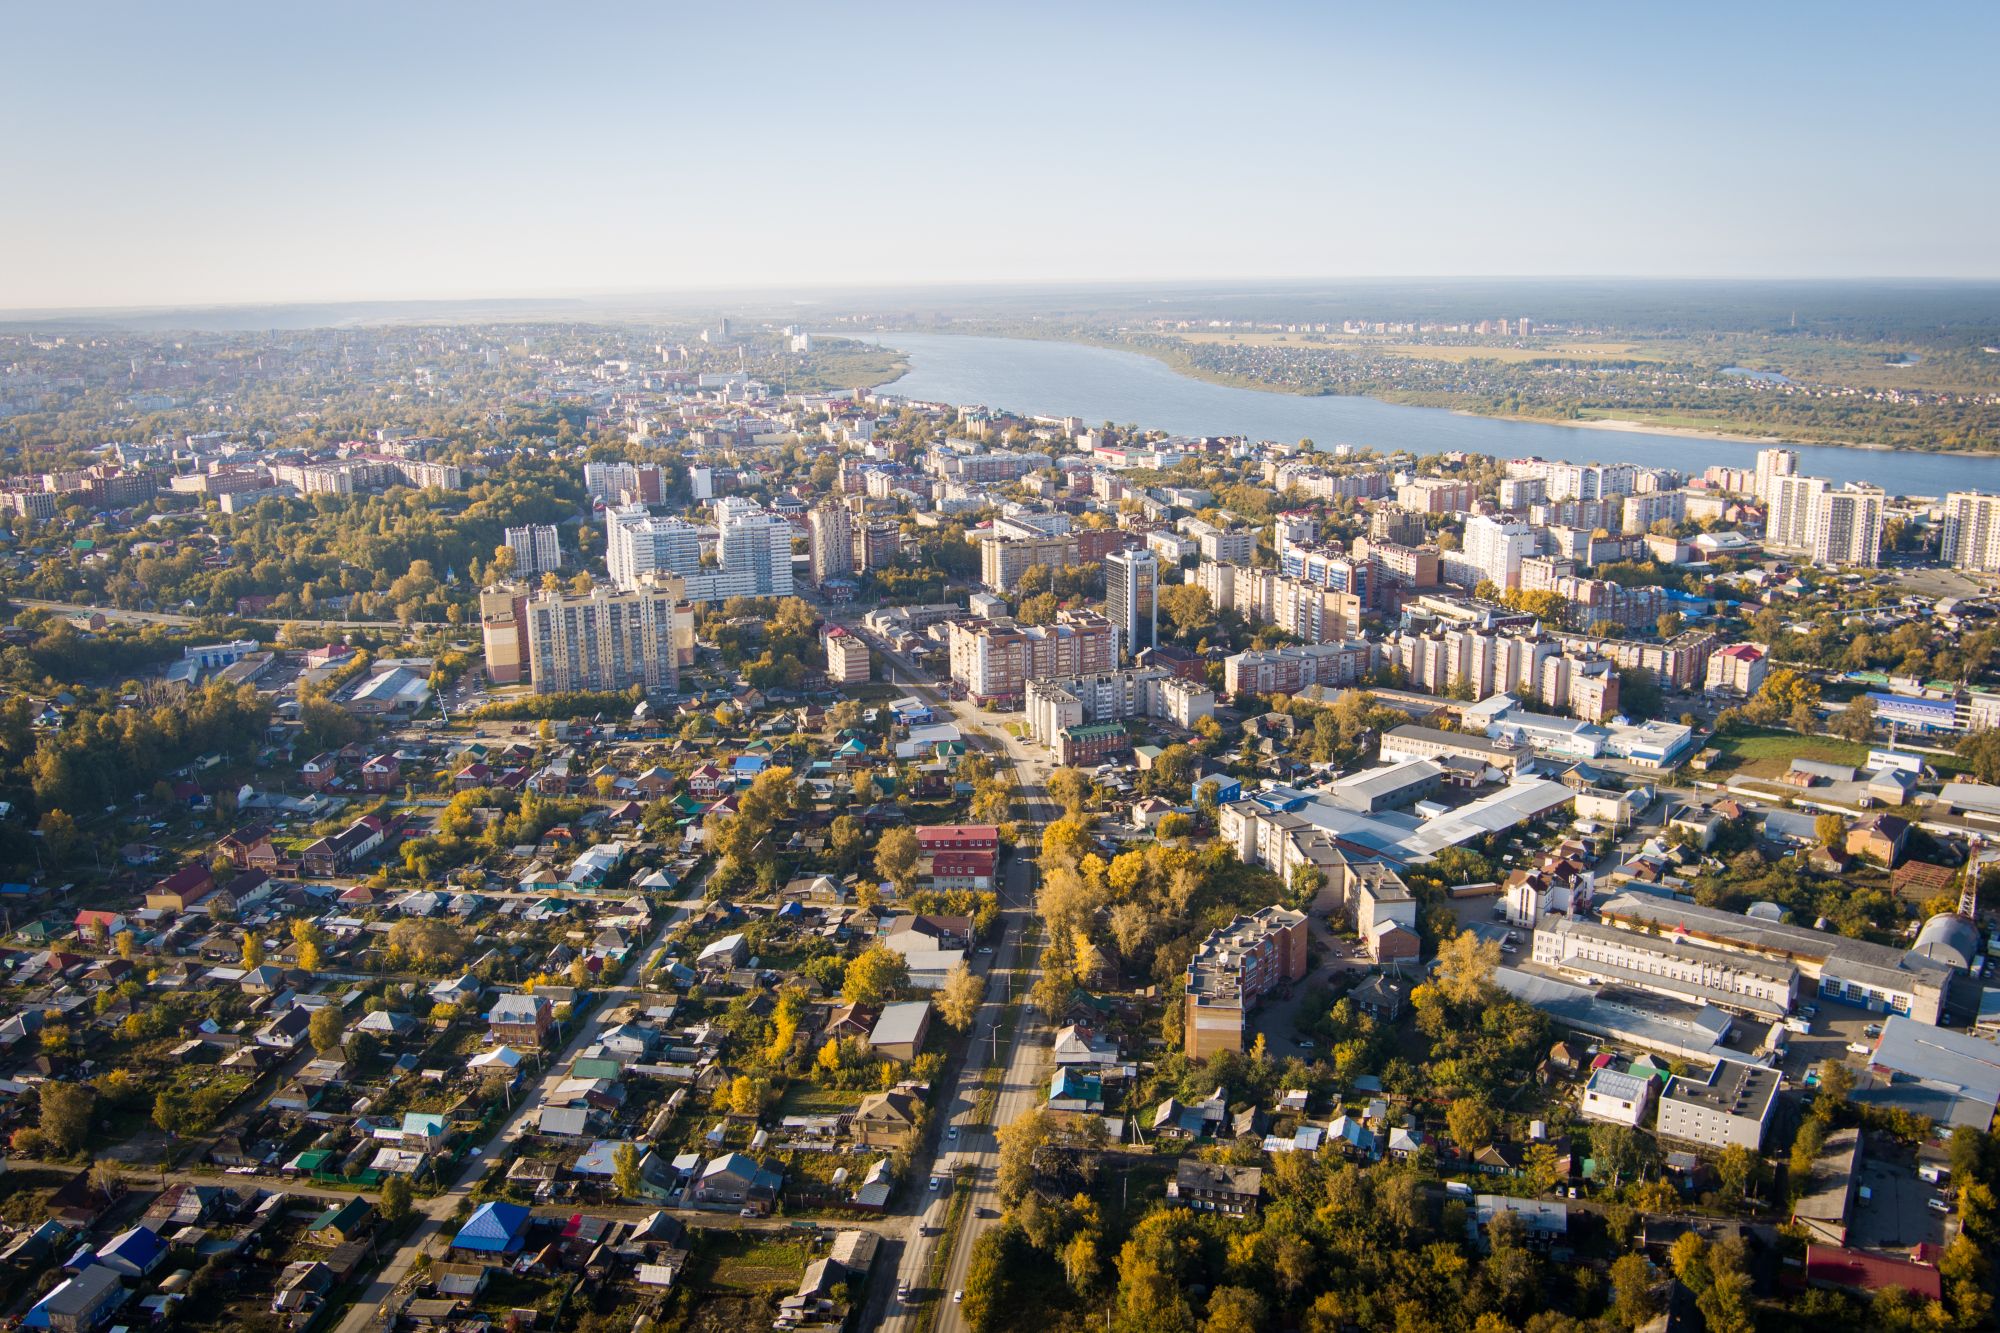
[3, 1, 1997, 310]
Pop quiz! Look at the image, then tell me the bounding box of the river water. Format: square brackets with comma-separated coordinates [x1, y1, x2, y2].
[853, 331, 2000, 495]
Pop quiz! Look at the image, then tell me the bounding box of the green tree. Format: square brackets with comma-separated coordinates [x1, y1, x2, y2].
[380, 1171, 413, 1224]
[1610, 1251, 1658, 1329]
[37, 1082, 95, 1157]
[874, 826, 921, 896]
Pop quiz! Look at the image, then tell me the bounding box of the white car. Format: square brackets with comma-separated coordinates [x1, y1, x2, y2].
[947, 1126, 958, 1140]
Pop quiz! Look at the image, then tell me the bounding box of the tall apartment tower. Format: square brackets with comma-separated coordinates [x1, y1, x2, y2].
[1754, 448, 1799, 504]
[1463, 514, 1539, 591]
[717, 513, 796, 599]
[854, 520, 901, 573]
[524, 574, 689, 695]
[808, 502, 855, 584]
[1765, 474, 1827, 553]
[1942, 491, 2000, 573]
[605, 505, 702, 588]
[1105, 547, 1159, 660]
[503, 523, 562, 577]
[1812, 486, 1885, 569]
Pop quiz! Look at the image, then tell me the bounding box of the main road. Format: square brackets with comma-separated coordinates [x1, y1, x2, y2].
[837, 614, 1059, 1333]
[9, 596, 406, 631]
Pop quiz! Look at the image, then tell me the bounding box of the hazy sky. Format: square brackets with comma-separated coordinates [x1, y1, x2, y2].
[4, 2, 1997, 310]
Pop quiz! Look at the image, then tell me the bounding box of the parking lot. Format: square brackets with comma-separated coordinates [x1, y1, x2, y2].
[1777, 996, 1889, 1085]
[1850, 1145, 1952, 1251]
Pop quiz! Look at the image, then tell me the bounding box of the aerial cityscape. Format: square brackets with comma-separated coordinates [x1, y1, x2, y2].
[1, 5, 1998, 1333]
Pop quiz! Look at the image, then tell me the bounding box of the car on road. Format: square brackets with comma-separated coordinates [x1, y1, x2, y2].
[947, 1126, 958, 1140]
[1295, 1038, 1315, 1050]
[1930, 1197, 1953, 1213]
[955, 1291, 964, 1304]
[1864, 1023, 1883, 1038]
[739, 1207, 757, 1217]
[929, 1175, 942, 1190]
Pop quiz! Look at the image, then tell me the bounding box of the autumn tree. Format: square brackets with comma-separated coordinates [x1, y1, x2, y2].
[1610, 1251, 1658, 1328]
[934, 961, 983, 1031]
[842, 944, 909, 1007]
[612, 1142, 642, 1198]
[1046, 767, 1091, 818]
[1431, 930, 1502, 1007]
[997, 1108, 1050, 1205]
[380, 1172, 413, 1224]
[292, 919, 326, 972]
[309, 1005, 345, 1053]
[1446, 1097, 1495, 1152]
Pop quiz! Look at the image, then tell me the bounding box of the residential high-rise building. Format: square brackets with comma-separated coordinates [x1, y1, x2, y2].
[503, 523, 562, 577]
[1812, 485, 1884, 568]
[1105, 547, 1159, 659]
[1941, 492, 2000, 573]
[524, 574, 691, 695]
[1544, 462, 1638, 503]
[478, 584, 531, 685]
[1462, 515, 1539, 591]
[1754, 448, 1799, 503]
[715, 513, 796, 599]
[605, 505, 702, 588]
[808, 502, 854, 585]
[854, 520, 901, 573]
[1765, 474, 1827, 552]
[584, 460, 667, 506]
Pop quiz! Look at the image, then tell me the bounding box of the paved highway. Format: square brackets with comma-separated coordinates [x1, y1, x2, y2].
[839, 617, 1057, 1332]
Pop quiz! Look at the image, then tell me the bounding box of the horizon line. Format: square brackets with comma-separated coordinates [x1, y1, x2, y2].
[7, 273, 2000, 323]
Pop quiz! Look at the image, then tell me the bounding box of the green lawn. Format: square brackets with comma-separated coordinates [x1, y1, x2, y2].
[776, 1084, 868, 1116]
[1707, 728, 1874, 778]
[1708, 727, 1966, 780]
[693, 1231, 810, 1291]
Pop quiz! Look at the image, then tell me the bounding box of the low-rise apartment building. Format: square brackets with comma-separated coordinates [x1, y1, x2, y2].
[947, 612, 1117, 708]
[1657, 1058, 1780, 1150]
[1183, 906, 1310, 1057]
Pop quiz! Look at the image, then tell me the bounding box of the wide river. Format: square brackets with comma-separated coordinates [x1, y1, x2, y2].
[853, 331, 2000, 495]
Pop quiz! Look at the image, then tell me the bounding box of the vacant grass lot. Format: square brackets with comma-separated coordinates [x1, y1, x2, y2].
[1706, 727, 1965, 780]
[694, 1231, 810, 1291]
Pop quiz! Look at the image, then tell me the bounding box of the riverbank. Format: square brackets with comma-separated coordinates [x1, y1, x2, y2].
[895, 325, 1994, 457]
[848, 330, 2000, 492]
